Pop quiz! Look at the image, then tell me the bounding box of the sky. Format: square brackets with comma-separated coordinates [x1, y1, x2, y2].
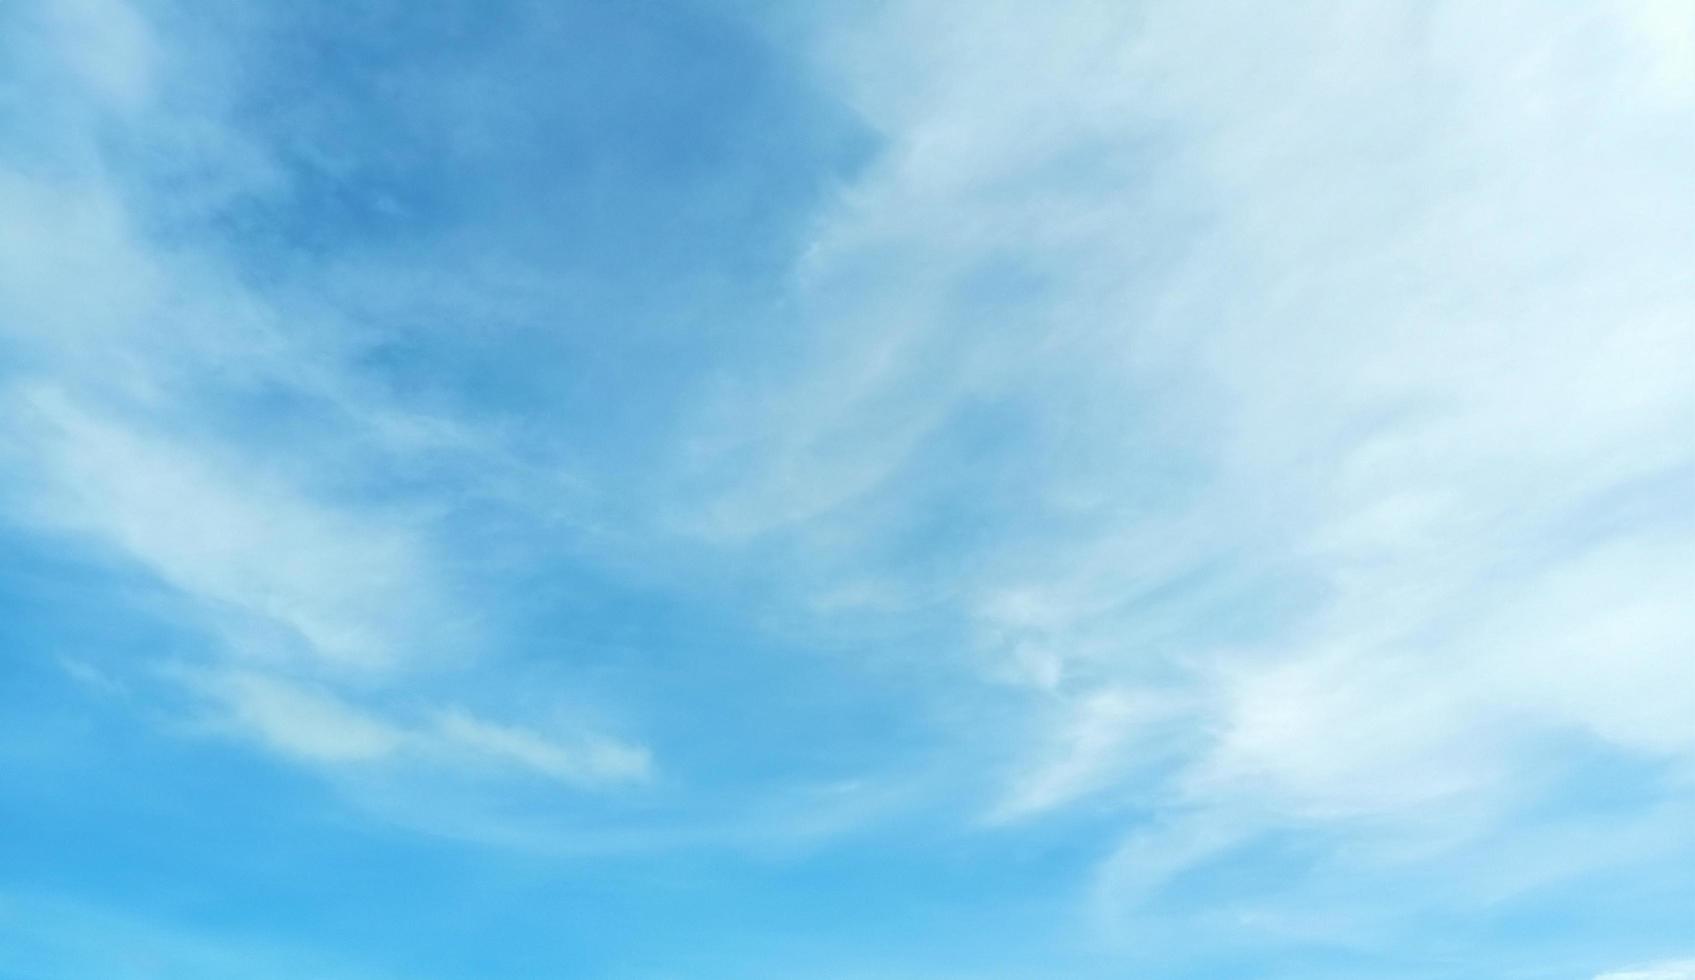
[1, 1, 1692, 977]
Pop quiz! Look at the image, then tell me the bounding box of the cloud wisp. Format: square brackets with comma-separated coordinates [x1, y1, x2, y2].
[668, 0, 1695, 958]
[2, 0, 1691, 977]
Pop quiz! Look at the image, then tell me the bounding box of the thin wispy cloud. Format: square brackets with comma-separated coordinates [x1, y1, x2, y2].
[2, 0, 1690, 977]
[1599, 961, 1695, 980]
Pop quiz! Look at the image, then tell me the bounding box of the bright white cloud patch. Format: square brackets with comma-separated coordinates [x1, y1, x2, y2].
[687, 0, 1695, 936]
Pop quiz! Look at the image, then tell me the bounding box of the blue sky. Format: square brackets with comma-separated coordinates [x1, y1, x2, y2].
[2, 1, 1693, 977]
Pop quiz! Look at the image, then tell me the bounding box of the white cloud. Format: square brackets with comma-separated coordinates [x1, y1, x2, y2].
[198, 670, 406, 764]
[44, 0, 158, 109]
[190, 668, 650, 789]
[431, 709, 652, 787]
[0, 0, 666, 835]
[1614, 0, 1695, 100]
[10, 387, 443, 673]
[686, 0, 1695, 920]
[2, 0, 1686, 902]
[992, 688, 1177, 821]
[1597, 960, 1695, 980]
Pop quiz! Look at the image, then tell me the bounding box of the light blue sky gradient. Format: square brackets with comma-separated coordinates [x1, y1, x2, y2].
[2, 1, 1693, 977]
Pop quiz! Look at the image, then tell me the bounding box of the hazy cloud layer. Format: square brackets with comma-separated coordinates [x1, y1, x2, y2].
[1, 1, 1690, 977]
